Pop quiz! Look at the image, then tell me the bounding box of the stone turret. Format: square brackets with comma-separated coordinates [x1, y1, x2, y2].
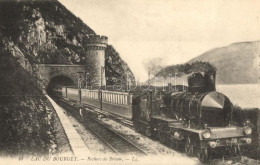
[84, 34, 108, 87]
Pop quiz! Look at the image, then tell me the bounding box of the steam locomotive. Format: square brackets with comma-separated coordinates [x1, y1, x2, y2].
[132, 72, 252, 161]
[52, 72, 252, 162]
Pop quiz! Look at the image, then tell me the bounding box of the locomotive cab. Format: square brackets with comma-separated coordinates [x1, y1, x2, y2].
[188, 71, 216, 93]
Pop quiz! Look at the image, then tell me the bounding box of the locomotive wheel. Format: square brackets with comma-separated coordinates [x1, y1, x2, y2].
[237, 144, 242, 157]
[171, 141, 180, 150]
[134, 123, 142, 133]
[151, 126, 158, 139]
[145, 127, 151, 137]
[233, 145, 237, 155]
[159, 132, 166, 143]
[198, 148, 210, 163]
[133, 124, 139, 132]
[184, 136, 194, 156]
[231, 145, 242, 157]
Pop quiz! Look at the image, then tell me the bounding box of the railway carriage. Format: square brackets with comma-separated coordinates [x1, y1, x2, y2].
[60, 87, 133, 120]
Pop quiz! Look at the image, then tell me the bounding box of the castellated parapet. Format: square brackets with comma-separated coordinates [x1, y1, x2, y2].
[85, 34, 108, 86]
[85, 34, 108, 45]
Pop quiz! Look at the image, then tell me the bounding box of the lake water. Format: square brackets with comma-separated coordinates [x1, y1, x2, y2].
[216, 84, 260, 108]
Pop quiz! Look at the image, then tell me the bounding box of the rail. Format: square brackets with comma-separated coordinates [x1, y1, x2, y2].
[56, 97, 147, 156]
[84, 117, 147, 155]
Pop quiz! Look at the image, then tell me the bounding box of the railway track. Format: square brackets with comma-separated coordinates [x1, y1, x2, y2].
[55, 97, 147, 156]
[84, 117, 147, 155]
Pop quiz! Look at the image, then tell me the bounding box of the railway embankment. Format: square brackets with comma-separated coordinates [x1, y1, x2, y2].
[46, 95, 91, 156]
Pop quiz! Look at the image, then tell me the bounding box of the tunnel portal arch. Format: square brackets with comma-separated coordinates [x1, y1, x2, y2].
[47, 74, 76, 96]
[36, 64, 86, 91]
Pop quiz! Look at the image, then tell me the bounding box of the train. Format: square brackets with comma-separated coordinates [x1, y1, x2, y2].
[51, 71, 252, 162]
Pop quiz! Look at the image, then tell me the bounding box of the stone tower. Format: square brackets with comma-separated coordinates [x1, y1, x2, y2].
[84, 34, 108, 87]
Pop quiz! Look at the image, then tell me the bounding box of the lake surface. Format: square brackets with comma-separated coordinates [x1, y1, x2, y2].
[216, 84, 260, 108]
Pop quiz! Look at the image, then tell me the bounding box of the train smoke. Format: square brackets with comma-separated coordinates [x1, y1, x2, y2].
[143, 57, 166, 76]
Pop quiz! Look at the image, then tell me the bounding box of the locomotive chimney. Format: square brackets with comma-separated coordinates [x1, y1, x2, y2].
[204, 71, 216, 92]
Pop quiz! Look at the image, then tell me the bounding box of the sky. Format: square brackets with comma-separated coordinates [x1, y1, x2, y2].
[59, 0, 260, 82]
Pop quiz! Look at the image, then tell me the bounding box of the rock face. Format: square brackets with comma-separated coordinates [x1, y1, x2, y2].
[0, 0, 134, 82]
[105, 45, 135, 85]
[1, 0, 93, 65]
[0, 36, 56, 155]
[0, 0, 134, 155]
[188, 41, 260, 84]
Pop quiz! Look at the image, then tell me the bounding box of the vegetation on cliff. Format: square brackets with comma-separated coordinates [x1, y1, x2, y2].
[233, 106, 259, 159]
[105, 45, 135, 85]
[0, 35, 59, 156]
[154, 61, 216, 78]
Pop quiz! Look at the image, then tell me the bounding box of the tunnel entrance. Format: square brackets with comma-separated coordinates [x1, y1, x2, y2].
[47, 75, 76, 96]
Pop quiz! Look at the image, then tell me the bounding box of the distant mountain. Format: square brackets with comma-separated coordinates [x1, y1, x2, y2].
[189, 41, 260, 84]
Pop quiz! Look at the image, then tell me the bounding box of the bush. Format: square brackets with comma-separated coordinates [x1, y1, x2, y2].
[155, 61, 216, 78]
[233, 106, 259, 159]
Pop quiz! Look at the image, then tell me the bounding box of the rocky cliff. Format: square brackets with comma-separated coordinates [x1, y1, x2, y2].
[105, 45, 135, 85]
[0, 0, 134, 81]
[0, 33, 66, 156]
[0, 0, 134, 156]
